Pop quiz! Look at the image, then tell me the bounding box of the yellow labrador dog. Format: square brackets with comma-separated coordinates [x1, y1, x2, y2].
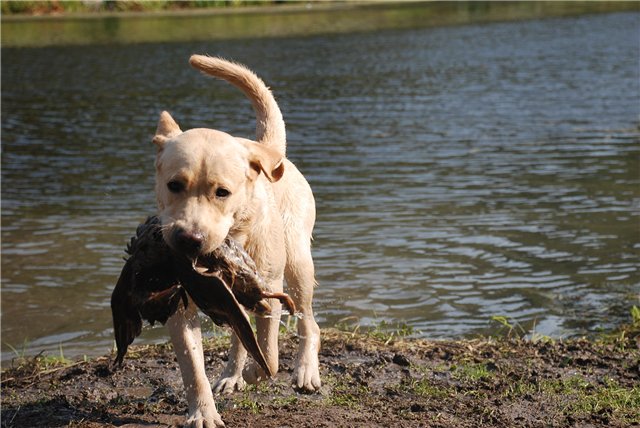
[153, 55, 321, 427]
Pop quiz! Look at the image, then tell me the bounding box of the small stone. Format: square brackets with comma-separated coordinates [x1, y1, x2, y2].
[410, 403, 425, 412]
[392, 353, 411, 367]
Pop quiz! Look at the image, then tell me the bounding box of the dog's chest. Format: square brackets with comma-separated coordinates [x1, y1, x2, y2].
[228, 232, 284, 284]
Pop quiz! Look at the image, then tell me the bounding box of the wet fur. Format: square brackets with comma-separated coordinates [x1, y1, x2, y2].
[154, 56, 321, 427]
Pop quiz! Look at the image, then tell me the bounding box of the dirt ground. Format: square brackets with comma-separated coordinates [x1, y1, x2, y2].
[2, 328, 639, 428]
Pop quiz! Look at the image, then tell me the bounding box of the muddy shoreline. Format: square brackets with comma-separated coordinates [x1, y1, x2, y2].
[2, 328, 638, 427]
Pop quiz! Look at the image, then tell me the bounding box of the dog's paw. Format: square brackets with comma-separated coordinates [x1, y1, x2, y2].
[185, 406, 225, 428]
[293, 351, 321, 392]
[242, 362, 271, 385]
[213, 374, 246, 395]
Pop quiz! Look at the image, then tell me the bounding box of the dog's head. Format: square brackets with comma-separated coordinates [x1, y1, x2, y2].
[152, 111, 284, 259]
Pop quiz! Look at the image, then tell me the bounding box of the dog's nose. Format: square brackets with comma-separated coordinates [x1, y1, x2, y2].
[174, 228, 205, 256]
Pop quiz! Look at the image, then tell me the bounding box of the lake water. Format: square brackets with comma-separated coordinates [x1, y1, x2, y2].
[2, 10, 639, 362]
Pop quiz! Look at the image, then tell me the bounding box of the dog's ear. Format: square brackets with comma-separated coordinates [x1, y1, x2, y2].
[243, 141, 285, 182]
[152, 111, 182, 151]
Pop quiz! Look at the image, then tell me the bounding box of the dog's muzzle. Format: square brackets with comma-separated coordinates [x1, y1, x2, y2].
[173, 228, 205, 258]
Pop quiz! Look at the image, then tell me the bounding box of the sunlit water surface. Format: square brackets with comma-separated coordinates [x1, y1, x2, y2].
[2, 11, 639, 361]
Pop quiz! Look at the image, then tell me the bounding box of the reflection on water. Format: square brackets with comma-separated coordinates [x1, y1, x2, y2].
[2, 11, 639, 361]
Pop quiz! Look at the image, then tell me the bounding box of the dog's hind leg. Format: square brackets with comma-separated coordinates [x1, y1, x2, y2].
[167, 300, 224, 427]
[243, 276, 283, 383]
[213, 276, 284, 390]
[213, 332, 248, 394]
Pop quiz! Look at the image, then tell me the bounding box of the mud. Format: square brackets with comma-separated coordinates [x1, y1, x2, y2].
[2, 329, 638, 427]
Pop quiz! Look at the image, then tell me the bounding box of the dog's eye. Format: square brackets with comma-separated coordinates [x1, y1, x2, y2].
[167, 181, 184, 193]
[215, 187, 231, 198]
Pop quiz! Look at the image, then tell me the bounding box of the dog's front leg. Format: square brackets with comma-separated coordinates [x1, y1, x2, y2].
[285, 245, 322, 392]
[167, 301, 224, 428]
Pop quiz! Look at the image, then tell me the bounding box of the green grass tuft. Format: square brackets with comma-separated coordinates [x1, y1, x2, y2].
[452, 363, 494, 382]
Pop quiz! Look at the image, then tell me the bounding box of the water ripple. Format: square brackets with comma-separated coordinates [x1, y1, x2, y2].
[2, 12, 639, 360]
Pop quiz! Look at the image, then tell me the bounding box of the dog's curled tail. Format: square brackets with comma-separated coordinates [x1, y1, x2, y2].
[189, 55, 286, 156]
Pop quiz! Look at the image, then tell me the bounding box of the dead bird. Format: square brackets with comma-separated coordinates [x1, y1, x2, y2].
[111, 216, 296, 377]
[190, 237, 296, 318]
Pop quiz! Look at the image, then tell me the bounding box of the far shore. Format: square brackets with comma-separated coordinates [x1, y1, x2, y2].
[2, 1, 638, 48]
[1, 1, 385, 21]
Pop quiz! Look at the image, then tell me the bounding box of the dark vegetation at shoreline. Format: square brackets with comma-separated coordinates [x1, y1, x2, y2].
[3, 1, 638, 48]
[1, 0, 291, 16]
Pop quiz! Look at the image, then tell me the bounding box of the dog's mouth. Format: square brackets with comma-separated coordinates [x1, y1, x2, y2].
[191, 254, 218, 276]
